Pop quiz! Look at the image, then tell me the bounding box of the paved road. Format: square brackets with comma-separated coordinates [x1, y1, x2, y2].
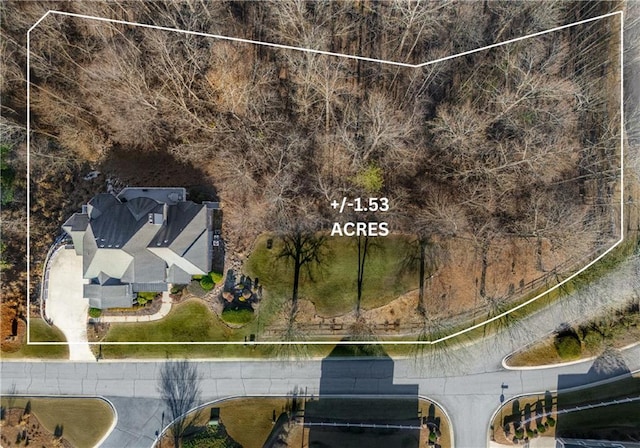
[3, 255, 640, 447]
[2, 345, 639, 447]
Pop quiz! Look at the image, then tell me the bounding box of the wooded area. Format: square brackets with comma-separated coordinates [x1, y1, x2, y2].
[0, 0, 626, 345]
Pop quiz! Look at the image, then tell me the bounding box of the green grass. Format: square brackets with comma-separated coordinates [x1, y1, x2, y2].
[2, 318, 69, 359]
[100, 299, 336, 359]
[246, 234, 418, 318]
[103, 299, 234, 343]
[221, 308, 254, 325]
[0, 397, 114, 447]
[176, 396, 451, 448]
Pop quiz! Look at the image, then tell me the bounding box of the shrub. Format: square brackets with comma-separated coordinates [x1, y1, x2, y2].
[526, 428, 536, 438]
[137, 291, 156, 305]
[537, 423, 546, 433]
[583, 330, 603, 351]
[200, 275, 214, 291]
[546, 416, 555, 427]
[89, 308, 102, 318]
[354, 164, 384, 193]
[555, 334, 582, 360]
[514, 428, 524, 439]
[210, 272, 223, 284]
[221, 308, 254, 325]
[170, 284, 186, 295]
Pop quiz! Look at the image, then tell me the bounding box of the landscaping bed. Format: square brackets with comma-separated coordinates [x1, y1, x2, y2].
[491, 373, 640, 444]
[1, 318, 68, 359]
[506, 296, 640, 367]
[0, 397, 114, 448]
[158, 396, 451, 448]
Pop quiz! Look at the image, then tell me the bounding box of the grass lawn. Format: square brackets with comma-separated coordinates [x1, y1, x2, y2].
[246, 233, 419, 318]
[100, 298, 336, 359]
[1, 318, 69, 359]
[220, 397, 288, 448]
[175, 396, 451, 448]
[103, 299, 234, 343]
[0, 396, 114, 447]
[102, 299, 237, 357]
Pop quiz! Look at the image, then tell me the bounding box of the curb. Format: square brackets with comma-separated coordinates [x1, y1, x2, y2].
[502, 341, 640, 370]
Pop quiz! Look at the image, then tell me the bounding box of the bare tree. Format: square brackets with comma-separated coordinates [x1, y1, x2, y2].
[158, 360, 202, 448]
[354, 232, 372, 317]
[276, 212, 327, 316]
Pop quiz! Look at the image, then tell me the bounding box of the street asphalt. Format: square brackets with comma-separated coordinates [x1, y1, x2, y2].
[3, 255, 640, 447]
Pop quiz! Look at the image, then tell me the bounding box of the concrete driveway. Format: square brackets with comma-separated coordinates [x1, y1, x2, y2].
[44, 246, 95, 361]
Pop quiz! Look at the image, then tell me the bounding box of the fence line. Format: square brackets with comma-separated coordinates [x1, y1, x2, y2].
[260, 241, 622, 340]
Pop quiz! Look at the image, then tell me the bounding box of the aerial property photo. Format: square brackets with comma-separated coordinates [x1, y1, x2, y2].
[1, 1, 639, 448]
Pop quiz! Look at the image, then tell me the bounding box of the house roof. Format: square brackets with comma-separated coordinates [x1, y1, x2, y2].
[84, 283, 134, 309]
[62, 213, 89, 232]
[64, 188, 214, 308]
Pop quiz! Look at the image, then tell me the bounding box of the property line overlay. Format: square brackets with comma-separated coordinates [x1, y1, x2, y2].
[25, 9, 625, 346]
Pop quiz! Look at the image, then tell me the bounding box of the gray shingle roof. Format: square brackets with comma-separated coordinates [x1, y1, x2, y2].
[64, 188, 214, 309]
[84, 283, 134, 309]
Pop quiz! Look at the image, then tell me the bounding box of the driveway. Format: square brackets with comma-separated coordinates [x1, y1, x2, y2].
[44, 246, 95, 361]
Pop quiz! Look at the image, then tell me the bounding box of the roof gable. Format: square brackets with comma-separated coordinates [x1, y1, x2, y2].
[66, 189, 213, 294]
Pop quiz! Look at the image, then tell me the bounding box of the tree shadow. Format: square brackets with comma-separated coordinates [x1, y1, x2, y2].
[100, 144, 219, 200]
[555, 349, 639, 442]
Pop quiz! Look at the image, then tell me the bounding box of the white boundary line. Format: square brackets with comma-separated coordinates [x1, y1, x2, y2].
[25, 10, 625, 346]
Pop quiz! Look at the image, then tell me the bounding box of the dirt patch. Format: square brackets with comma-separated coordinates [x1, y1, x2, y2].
[0, 407, 73, 448]
[0, 311, 25, 353]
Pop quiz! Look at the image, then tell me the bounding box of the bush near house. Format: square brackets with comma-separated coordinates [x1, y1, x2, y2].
[170, 284, 186, 295]
[200, 275, 215, 291]
[198, 272, 224, 292]
[136, 292, 157, 305]
[89, 308, 102, 318]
